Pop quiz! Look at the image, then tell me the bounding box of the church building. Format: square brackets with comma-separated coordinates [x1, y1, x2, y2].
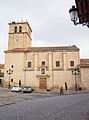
[3, 22, 80, 90]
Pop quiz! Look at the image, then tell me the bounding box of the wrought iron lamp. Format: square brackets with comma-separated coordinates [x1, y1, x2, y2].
[72, 69, 80, 91]
[6, 69, 13, 89]
[69, 6, 79, 25]
[69, 0, 89, 27]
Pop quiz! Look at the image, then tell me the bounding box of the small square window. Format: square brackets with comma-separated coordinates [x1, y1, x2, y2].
[70, 61, 74, 66]
[42, 61, 45, 66]
[11, 65, 13, 68]
[56, 61, 60, 67]
[28, 62, 31, 67]
[11, 79, 13, 82]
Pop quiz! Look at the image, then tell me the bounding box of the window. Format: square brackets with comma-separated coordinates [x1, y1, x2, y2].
[56, 61, 60, 67]
[42, 61, 45, 66]
[11, 79, 13, 82]
[28, 62, 31, 67]
[19, 26, 22, 32]
[15, 26, 17, 33]
[11, 65, 13, 68]
[70, 61, 74, 66]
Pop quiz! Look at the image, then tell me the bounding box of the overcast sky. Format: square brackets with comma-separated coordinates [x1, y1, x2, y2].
[0, 0, 89, 64]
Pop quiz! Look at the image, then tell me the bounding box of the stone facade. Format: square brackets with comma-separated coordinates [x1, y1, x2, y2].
[0, 64, 4, 86]
[80, 59, 89, 90]
[3, 22, 80, 90]
[8, 22, 32, 49]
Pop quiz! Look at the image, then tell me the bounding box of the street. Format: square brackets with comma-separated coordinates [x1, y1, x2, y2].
[0, 89, 89, 120]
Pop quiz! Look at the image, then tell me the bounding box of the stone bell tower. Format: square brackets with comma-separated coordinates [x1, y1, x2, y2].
[8, 21, 32, 49]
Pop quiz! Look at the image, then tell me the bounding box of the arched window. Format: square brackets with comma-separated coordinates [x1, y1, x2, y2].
[14, 26, 17, 33]
[19, 26, 22, 32]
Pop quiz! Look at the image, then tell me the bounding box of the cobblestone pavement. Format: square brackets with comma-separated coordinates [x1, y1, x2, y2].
[0, 88, 62, 107]
[0, 88, 59, 106]
[0, 92, 89, 120]
[0, 88, 87, 107]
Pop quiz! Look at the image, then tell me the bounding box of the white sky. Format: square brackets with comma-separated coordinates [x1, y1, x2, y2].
[0, 0, 89, 64]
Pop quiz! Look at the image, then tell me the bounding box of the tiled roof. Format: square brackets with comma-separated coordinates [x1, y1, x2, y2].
[80, 59, 89, 68]
[4, 46, 79, 53]
[80, 59, 89, 64]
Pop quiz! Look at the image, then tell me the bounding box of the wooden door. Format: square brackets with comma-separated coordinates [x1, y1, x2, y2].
[39, 78, 47, 89]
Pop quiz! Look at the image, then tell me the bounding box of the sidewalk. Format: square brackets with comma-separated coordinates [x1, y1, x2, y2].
[33, 89, 89, 96]
[0, 87, 89, 107]
[0, 87, 89, 97]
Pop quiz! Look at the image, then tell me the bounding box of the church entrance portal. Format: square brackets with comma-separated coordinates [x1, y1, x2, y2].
[39, 78, 47, 89]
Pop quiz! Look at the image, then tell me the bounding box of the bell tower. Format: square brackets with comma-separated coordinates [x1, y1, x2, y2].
[8, 21, 32, 49]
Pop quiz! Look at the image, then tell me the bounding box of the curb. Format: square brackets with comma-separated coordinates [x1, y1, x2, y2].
[0, 102, 15, 107]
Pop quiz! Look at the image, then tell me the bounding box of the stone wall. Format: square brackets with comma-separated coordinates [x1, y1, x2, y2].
[3, 50, 80, 90]
[80, 68, 89, 89]
[8, 22, 32, 49]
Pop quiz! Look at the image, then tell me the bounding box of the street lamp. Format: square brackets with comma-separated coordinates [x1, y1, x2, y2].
[69, 6, 79, 25]
[72, 69, 80, 91]
[6, 69, 13, 89]
[69, 0, 89, 27]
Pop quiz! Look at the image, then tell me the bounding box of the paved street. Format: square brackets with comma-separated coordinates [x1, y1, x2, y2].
[0, 89, 89, 120]
[0, 88, 59, 106]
